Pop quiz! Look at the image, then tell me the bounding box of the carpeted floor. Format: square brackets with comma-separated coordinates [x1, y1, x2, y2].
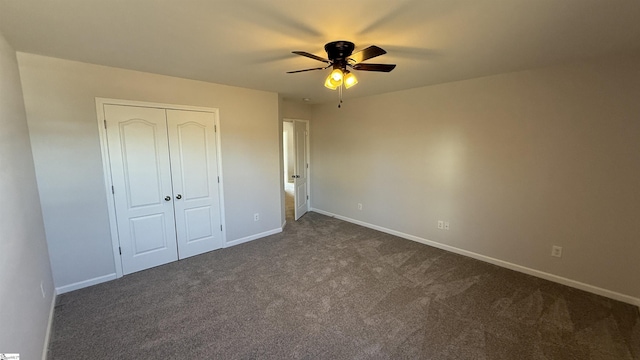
[47, 212, 640, 359]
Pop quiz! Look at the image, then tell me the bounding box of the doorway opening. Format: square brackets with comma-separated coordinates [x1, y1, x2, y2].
[283, 121, 295, 220]
[283, 119, 310, 221]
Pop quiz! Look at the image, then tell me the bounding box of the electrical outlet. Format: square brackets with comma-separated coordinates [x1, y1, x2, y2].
[40, 281, 45, 298]
[357, 203, 362, 210]
[254, 213, 260, 221]
[444, 221, 450, 230]
[551, 245, 562, 258]
[437, 220, 444, 229]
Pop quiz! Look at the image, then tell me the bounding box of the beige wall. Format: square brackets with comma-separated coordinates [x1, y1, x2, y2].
[18, 53, 282, 291]
[281, 99, 312, 120]
[310, 52, 640, 301]
[0, 34, 54, 359]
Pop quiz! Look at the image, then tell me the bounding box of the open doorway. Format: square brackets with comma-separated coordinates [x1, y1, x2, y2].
[283, 119, 310, 221]
[283, 121, 295, 220]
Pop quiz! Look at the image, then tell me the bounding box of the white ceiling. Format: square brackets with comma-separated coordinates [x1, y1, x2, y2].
[1, 0, 640, 104]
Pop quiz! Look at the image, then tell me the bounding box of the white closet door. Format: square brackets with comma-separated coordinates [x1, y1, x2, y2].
[294, 120, 309, 220]
[104, 105, 178, 274]
[166, 109, 223, 258]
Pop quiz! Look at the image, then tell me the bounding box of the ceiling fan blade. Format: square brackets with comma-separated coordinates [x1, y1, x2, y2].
[349, 45, 386, 63]
[286, 67, 326, 74]
[292, 51, 330, 64]
[352, 63, 396, 72]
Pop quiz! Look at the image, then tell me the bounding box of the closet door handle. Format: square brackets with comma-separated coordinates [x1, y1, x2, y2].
[176, 194, 182, 200]
[164, 196, 171, 201]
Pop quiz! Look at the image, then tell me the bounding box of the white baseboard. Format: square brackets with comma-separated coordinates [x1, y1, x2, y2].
[55, 273, 117, 295]
[42, 291, 56, 360]
[224, 227, 283, 248]
[310, 208, 640, 307]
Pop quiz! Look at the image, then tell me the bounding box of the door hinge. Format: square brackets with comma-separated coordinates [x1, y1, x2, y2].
[220, 225, 223, 231]
[119, 246, 122, 255]
[217, 176, 220, 183]
[306, 163, 309, 169]
[214, 125, 217, 132]
[104, 120, 107, 129]
[307, 195, 309, 200]
[111, 186, 114, 194]
[305, 131, 308, 136]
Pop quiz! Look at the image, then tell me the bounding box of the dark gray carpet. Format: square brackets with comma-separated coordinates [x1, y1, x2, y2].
[48, 212, 640, 359]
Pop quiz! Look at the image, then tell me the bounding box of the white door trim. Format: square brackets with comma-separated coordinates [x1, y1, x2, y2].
[283, 118, 311, 219]
[96, 97, 226, 278]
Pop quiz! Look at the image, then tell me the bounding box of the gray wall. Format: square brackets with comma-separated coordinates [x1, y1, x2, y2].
[18, 53, 282, 292]
[310, 52, 640, 301]
[0, 33, 54, 359]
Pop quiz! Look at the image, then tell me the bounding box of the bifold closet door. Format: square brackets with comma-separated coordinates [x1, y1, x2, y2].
[105, 104, 223, 275]
[166, 109, 223, 258]
[105, 105, 179, 274]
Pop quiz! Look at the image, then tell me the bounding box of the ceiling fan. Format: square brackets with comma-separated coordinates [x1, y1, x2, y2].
[287, 41, 396, 106]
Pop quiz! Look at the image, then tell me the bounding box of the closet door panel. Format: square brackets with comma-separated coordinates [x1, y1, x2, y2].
[105, 105, 178, 274]
[167, 109, 223, 258]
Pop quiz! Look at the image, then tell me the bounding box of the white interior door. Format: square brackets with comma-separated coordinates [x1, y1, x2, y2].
[167, 109, 223, 258]
[104, 105, 178, 275]
[294, 120, 309, 220]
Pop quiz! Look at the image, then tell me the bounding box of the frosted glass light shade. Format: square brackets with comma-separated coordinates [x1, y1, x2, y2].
[324, 69, 343, 90]
[344, 72, 358, 89]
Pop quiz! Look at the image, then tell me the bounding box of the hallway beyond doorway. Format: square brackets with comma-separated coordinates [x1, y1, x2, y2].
[284, 182, 294, 220]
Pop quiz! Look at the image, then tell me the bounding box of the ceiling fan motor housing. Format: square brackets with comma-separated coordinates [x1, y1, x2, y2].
[325, 40, 355, 69]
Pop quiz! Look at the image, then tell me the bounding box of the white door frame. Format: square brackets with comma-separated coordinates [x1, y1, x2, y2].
[96, 98, 226, 278]
[283, 118, 311, 219]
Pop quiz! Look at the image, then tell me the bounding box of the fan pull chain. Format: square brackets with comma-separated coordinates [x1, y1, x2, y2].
[337, 82, 343, 108]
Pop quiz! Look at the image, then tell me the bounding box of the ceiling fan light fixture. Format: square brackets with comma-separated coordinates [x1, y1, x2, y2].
[343, 71, 358, 89]
[330, 68, 343, 82]
[324, 75, 339, 90]
[289, 41, 395, 105]
[324, 68, 343, 90]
